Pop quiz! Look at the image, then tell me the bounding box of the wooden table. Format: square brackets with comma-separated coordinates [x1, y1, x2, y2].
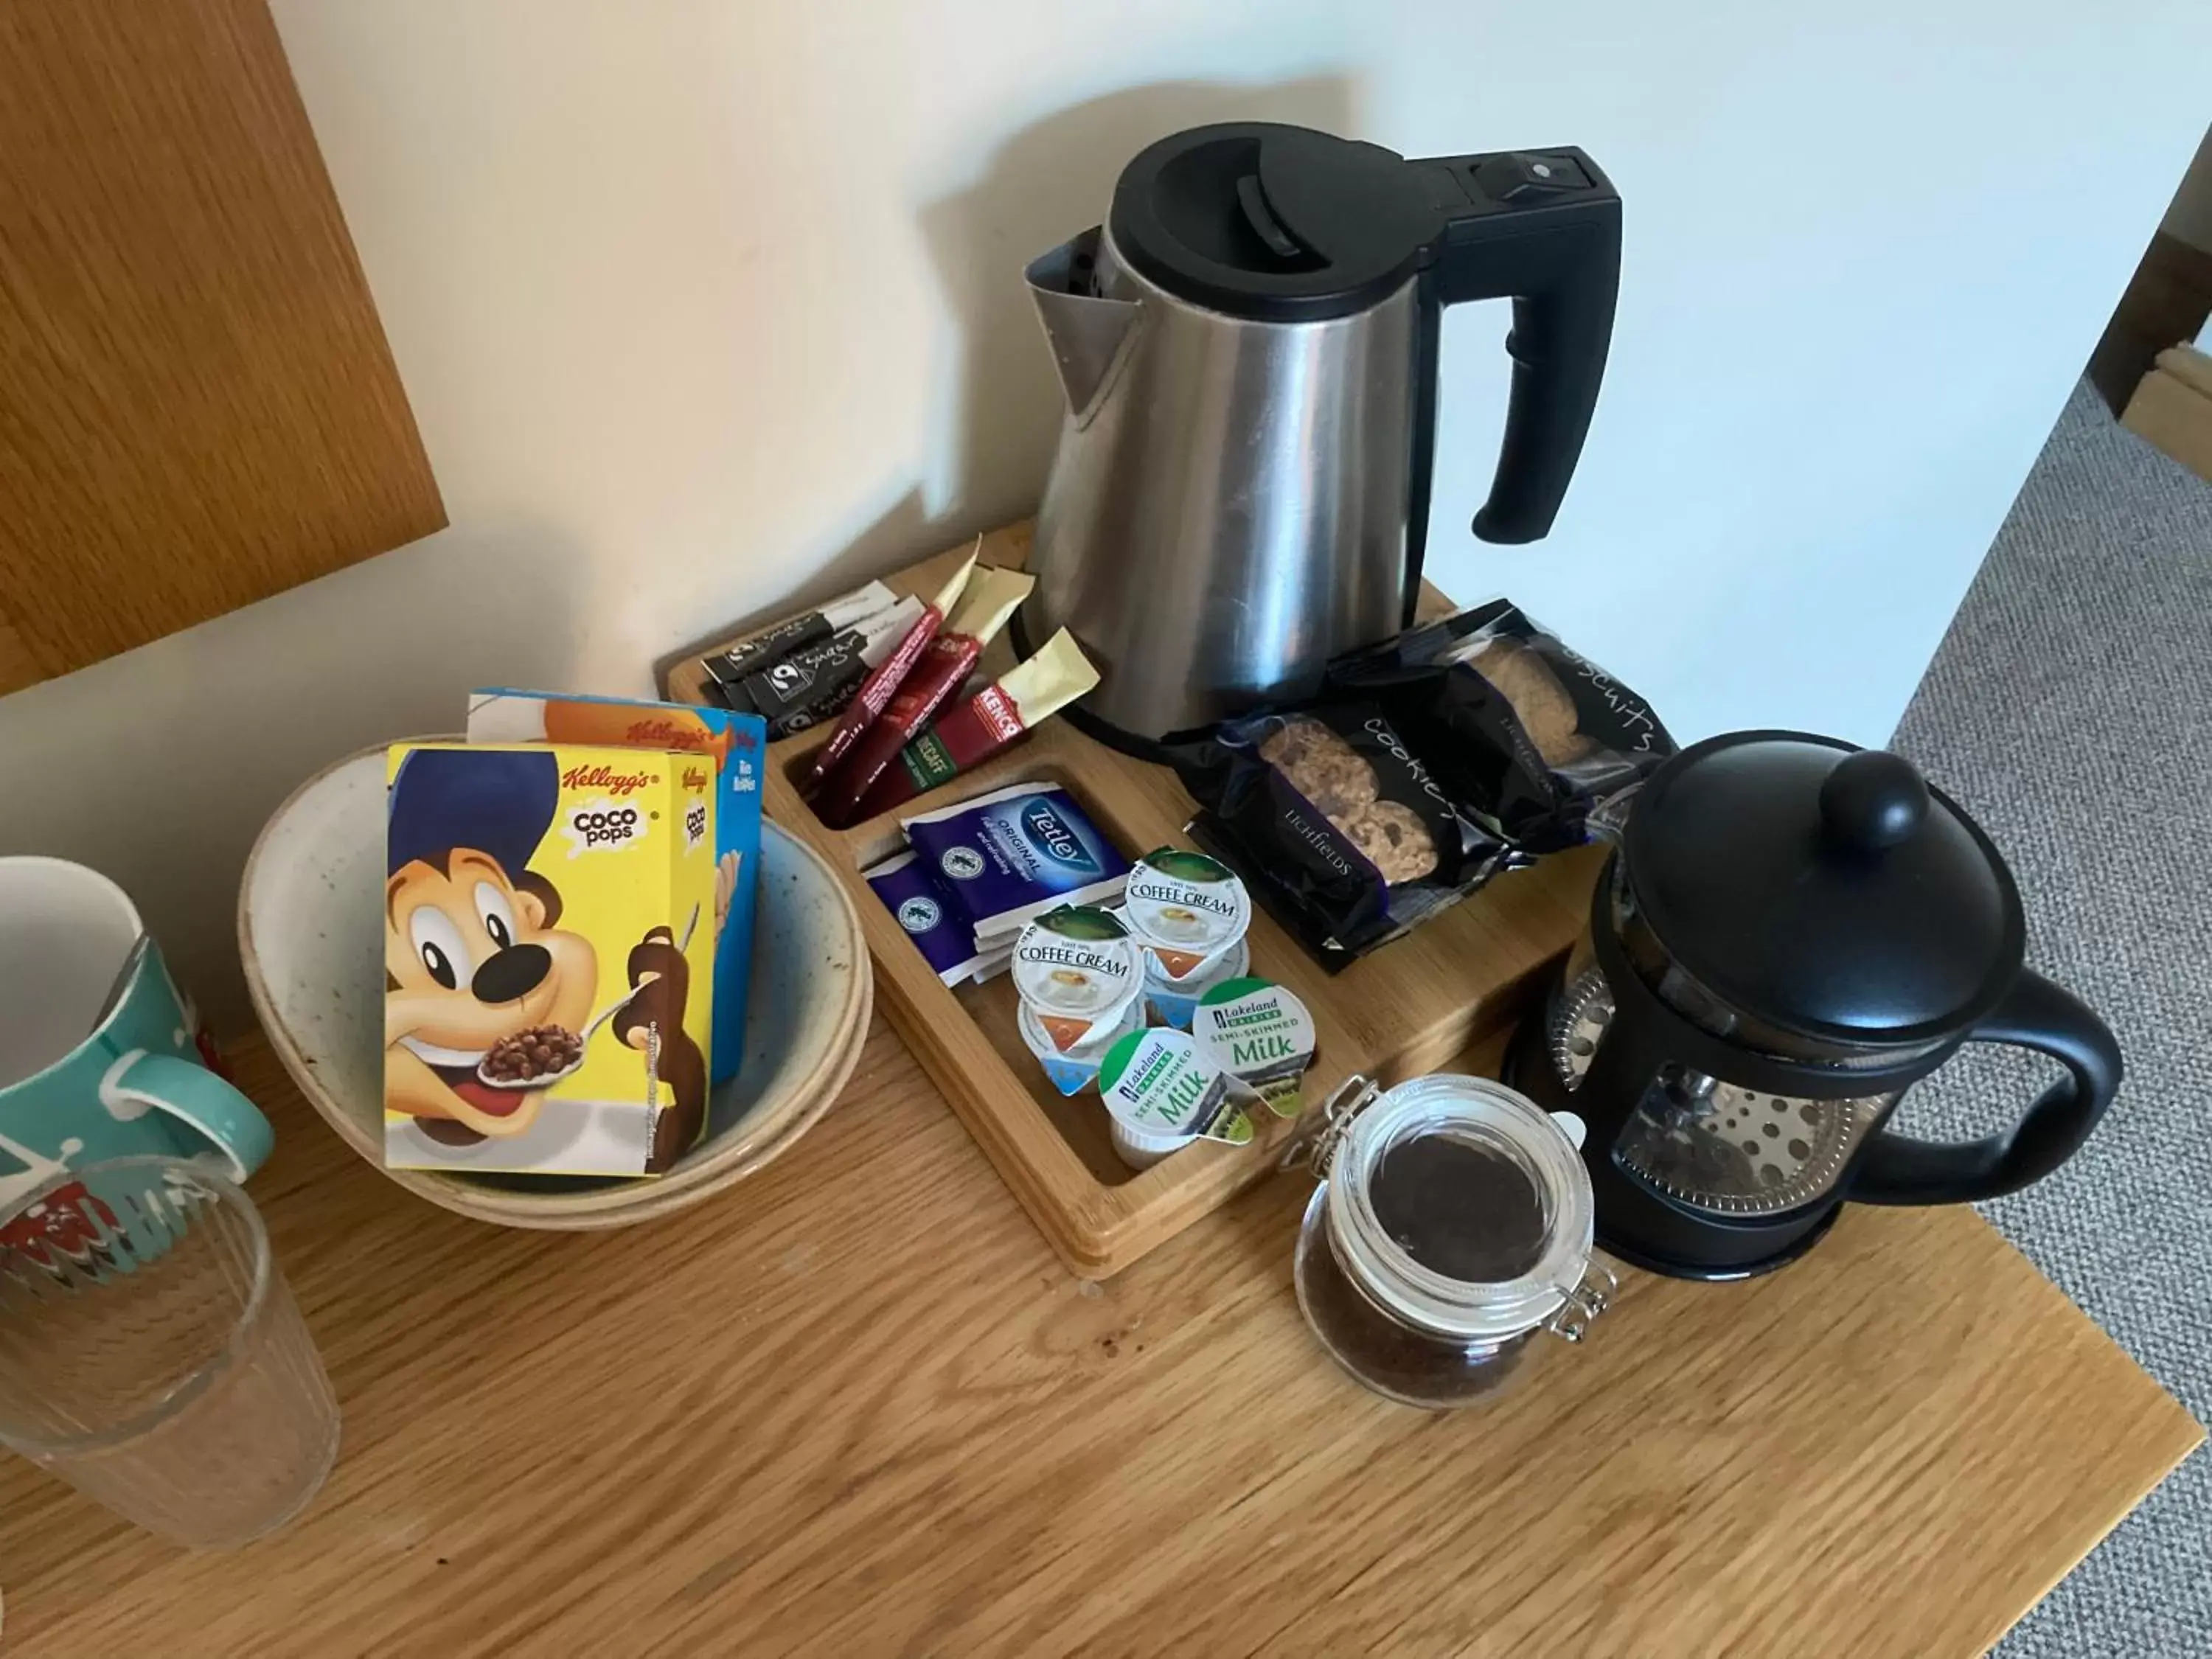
[0, 1027, 2195, 1657]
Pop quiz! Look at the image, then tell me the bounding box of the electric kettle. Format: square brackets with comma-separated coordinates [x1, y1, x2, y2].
[1015, 122, 1621, 751]
[1504, 734, 2123, 1279]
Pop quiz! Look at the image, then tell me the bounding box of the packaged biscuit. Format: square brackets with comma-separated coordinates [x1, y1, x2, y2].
[1324, 601, 1674, 852]
[467, 689, 762, 1086]
[1172, 703, 1507, 967]
[383, 743, 716, 1178]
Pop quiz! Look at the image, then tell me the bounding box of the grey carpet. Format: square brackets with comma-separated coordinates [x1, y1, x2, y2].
[1891, 378, 2212, 1655]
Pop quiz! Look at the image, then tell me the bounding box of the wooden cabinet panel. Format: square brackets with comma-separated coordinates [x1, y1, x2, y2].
[0, 0, 444, 688]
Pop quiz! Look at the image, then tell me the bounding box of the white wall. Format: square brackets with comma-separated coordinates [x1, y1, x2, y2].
[4, 0, 2207, 1029]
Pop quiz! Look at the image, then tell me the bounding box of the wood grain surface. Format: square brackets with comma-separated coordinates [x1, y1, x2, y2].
[667, 525, 1605, 1279]
[0, 0, 444, 687]
[0, 1029, 2190, 1658]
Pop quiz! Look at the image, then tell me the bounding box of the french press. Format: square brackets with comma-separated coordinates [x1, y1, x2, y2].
[1504, 731, 2122, 1280]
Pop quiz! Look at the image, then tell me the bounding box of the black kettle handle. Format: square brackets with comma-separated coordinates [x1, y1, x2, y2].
[1411, 148, 1621, 546]
[1850, 972, 2122, 1206]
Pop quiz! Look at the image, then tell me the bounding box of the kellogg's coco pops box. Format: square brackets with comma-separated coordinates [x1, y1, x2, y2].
[383, 743, 715, 1178]
[465, 689, 763, 1086]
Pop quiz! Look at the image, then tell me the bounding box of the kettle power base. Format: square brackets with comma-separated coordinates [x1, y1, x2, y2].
[667, 524, 1604, 1279]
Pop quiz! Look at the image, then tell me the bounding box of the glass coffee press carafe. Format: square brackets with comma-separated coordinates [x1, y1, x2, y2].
[1505, 731, 2122, 1280]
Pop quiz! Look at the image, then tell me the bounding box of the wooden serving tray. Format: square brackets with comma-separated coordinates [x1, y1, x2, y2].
[667, 524, 1601, 1277]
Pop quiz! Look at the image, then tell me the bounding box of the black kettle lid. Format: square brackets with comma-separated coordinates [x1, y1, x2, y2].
[1109, 122, 1444, 322]
[1621, 731, 2025, 1048]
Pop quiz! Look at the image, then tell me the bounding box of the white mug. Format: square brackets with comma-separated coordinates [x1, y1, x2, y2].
[0, 858, 271, 1203]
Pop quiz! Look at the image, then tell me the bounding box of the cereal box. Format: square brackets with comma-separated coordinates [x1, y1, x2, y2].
[465, 689, 763, 1085]
[383, 742, 716, 1178]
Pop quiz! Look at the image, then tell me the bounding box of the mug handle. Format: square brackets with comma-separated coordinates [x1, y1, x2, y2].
[1849, 972, 2122, 1206]
[103, 1054, 274, 1182]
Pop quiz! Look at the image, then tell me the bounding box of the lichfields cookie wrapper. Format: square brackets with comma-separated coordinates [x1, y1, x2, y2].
[1324, 600, 1675, 853]
[1169, 702, 1500, 967]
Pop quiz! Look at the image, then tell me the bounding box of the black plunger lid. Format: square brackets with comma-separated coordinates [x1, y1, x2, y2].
[1621, 731, 2025, 1048]
[1108, 123, 1445, 322]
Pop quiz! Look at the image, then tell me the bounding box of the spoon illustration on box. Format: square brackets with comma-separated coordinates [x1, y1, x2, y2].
[475, 902, 700, 1091]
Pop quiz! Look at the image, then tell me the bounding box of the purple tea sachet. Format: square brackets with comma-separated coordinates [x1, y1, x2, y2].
[864, 849, 995, 986]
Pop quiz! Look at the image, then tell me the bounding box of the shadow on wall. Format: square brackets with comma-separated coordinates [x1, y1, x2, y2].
[915, 74, 1359, 537]
[655, 74, 1358, 688]
[0, 517, 591, 1034]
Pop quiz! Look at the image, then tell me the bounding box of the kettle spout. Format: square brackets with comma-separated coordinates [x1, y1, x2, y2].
[1026, 226, 1138, 417]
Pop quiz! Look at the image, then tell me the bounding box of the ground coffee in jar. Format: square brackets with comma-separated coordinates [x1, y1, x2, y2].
[1293, 1075, 1610, 1408]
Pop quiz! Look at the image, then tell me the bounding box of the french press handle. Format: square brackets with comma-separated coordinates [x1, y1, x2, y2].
[1848, 972, 2123, 1206]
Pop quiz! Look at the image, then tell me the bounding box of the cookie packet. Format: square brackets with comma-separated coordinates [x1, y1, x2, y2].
[1167, 703, 1509, 967]
[1324, 601, 1674, 853]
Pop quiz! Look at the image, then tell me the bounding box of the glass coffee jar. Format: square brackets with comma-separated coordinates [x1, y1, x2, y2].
[1292, 1074, 1613, 1408]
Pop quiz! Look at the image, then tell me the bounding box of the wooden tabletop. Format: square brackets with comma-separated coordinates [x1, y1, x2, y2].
[0, 1026, 2195, 1657]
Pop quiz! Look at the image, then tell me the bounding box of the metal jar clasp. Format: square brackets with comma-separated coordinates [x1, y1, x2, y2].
[1279, 1073, 1380, 1178]
[1543, 1259, 1619, 1343]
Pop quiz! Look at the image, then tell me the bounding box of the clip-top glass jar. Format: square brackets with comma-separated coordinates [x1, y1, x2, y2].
[1293, 1074, 1613, 1408]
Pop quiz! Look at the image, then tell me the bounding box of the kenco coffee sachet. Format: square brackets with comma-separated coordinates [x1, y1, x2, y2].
[810, 563, 1034, 827]
[804, 545, 979, 791]
[848, 629, 1099, 820]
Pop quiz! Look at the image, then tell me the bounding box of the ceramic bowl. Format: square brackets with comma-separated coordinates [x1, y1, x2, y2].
[238, 741, 871, 1228]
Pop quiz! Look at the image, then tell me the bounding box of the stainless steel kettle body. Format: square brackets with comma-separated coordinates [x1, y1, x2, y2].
[1021, 223, 1419, 742]
[1012, 122, 1621, 750]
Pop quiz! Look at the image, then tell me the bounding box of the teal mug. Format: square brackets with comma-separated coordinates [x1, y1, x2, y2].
[0, 858, 271, 1217]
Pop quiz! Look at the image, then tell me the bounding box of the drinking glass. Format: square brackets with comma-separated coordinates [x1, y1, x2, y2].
[0, 1156, 339, 1547]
